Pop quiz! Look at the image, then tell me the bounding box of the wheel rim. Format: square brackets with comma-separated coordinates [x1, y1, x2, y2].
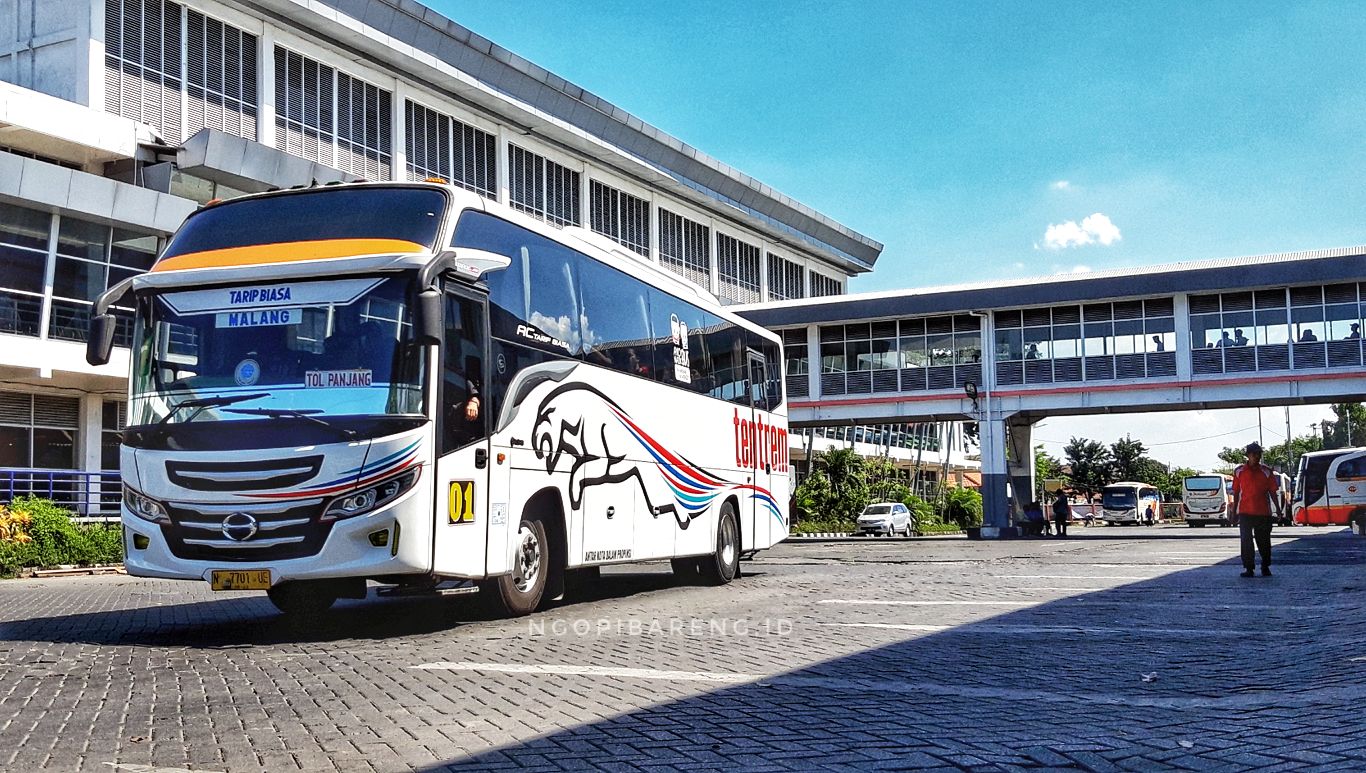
[720, 517, 737, 567]
[512, 523, 542, 593]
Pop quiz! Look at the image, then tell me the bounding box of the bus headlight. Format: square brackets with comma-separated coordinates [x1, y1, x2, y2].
[322, 470, 419, 521]
[123, 487, 170, 524]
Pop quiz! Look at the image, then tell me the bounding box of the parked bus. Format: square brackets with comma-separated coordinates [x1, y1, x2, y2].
[87, 182, 789, 617]
[1099, 482, 1163, 525]
[1293, 448, 1366, 529]
[1181, 473, 1231, 527]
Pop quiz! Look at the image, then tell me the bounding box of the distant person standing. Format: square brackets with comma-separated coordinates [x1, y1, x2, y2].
[1232, 442, 1283, 578]
[1052, 489, 1071, 538]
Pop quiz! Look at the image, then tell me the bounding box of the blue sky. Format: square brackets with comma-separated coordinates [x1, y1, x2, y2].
[442, 1, 1366, 293]
[439, 1, 1356, 467]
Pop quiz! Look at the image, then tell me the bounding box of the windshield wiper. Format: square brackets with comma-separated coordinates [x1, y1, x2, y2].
[223, 407, 357, 439]
[158, 392, 269, 426]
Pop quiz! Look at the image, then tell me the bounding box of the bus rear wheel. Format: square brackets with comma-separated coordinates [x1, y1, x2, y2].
[267, 581, 338, 617]
[699, 503, 740, 585]
[485, 516, 550, 616]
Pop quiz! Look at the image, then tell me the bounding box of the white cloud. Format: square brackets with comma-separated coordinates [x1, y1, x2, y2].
[1067, 264, 1092, 274]
[1050, 180, 1071, 190]
[1042, 212, 1122, 250]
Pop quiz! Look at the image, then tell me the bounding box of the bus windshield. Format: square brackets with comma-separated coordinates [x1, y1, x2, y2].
[159, 187, 447, 264]
[1102, 487, 1136, 509]
[130, 276, 425, 426]
[1183, 476, 1224, 491]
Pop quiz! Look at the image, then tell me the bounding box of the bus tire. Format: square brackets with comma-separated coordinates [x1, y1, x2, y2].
[487, 515, 550, 617]
[267, 581, 337, 617]
[699, 503, 740, 585]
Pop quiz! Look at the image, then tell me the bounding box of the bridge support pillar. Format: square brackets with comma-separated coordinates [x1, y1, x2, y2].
[978, 417, 1010, 533]
[1006, 417, 1037, 516]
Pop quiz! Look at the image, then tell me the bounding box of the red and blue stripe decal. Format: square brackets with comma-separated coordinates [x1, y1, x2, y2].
[242, 440, 421, 500]
[609, 406, 785, 527]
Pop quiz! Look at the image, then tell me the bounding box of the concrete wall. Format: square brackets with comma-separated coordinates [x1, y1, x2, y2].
[0, 0, 92, 104]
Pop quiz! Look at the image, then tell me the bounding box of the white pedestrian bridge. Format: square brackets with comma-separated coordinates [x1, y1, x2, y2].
[737, 245, 1366, 532]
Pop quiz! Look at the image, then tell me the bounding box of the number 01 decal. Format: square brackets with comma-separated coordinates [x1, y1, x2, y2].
[448, 480, 475, 524]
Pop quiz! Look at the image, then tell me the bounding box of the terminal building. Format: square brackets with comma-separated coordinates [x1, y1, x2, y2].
[0, 0, 921, 510]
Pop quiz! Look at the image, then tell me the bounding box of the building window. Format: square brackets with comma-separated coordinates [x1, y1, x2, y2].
[404, 100, 496, 198]
[782, 328, 808, 398]
[104, 0, 183, 142]
[1191, 285, 1363, 375]
[334, 73, 392, 179]
[185, 10, 258, 141]
[0, 391, 80, 470]
[588, 180, 649, 256]
[274, 47, 335, 166]
[768, 254, 805, 301]
[809, 271, 841, 297]
[49, 222, 157, 345]
[997, 299, 1175, 385]
[716, 233, 761, 305]
[101, 401, 126, 470]
[657, 208, 710, 289]
[508, 145, 580, 227]
[0, 202, 50, 337]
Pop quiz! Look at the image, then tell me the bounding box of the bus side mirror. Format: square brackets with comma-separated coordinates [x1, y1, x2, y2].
[86, 313, 117, 366]
[417, 288, 443, 345]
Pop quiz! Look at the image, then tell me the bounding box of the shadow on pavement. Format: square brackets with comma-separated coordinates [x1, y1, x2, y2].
[414, 529, 1366, 771]
[0, 570, 687, 647]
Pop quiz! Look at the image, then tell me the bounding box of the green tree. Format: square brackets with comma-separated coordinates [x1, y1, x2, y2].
[810, 447, 870, 522]
[1324, 402, 1366, 449]
[1063, 437, 1113, 497]
[1109, 435, 1148, 482]
[941, 487, 983, 529]
[792, 472, 833, 523]
[1034, 445, 1066, 498]
[865, 456, 910, 504]
[1218, 432, 1323, 473]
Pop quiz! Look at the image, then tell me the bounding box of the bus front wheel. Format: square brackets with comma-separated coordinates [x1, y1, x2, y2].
[267, 581, 338, 617]
[486, 516, 550, 616]
[700, 503, 740, 585]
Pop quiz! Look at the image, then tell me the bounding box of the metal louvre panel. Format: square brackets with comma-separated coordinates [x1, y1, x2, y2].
[588, 181, 649, 256]
[32, 395, 79, 428]
[1053, 357, 1082, 382]
[1327, 340, 1362, 368]
[995, 362, 1023, 386]
[1052, 306, 1081, 325]
[456, 121, 497, 198]
[658, 209, 710, 289]
[185, 10, 258, 141]
[781, 328, 806, 347]
[1144, 297, 1175, 317]
[1292, 342, 1326, 369]
[1255, 289, 1286, 308]
[1114, 353, 1145, 380]
[786, 374, 808, 398]
[1257, 344, 1290, 371]
[716, 234, 761, 304]
[1190, 294, 1222, 315]
[1224, 346, 1256, 373]
[1024, 359, 1052, 384]
[1022, 308, 1052, 328]
[900, 368, 928, 391]
[1146, 351, 1177, 377]
[274, 48, 336, 166]
[405, 100, 450, 181]
[334, 74, 392, 179]
[819, 372, 846, 396]
[1191, 348, 1223, 375]
[1324, 283, 1358, 304]
[809, 271, 840, 297]
[845, 371, 872, 394]
[872, 370, 899, 393]
[104, 0, 183, 141]
[0, 391, 32, 424]
[1289, 286, 1324, 307]
[767, 254, 804, 301]
[954, 364, 981, 389]
[1085, 356, 1115, 380]
[926, 365, 954, 390]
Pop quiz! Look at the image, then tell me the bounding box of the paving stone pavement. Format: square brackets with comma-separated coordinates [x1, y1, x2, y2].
[2, 525, 1365, 772]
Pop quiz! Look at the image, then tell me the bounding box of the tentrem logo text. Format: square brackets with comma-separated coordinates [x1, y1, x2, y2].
[733, 408, 788, 472]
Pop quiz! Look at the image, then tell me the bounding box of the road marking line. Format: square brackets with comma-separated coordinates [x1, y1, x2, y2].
[820, 599, 1036, 607]
[819, 621, 1275, 637]
[995, 574, 1154, 580]
[410, 661, 754, 684]
[105, 765, 219, 773]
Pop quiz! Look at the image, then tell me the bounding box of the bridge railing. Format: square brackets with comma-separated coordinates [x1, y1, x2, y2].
[0, 468, 122, 522]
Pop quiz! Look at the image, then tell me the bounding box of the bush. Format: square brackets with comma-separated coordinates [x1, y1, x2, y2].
[915, 522, 964, 536]
[901, 493, 937, 525]
[790, 519, 856, 535]
[0, 497, 124, 578]
[940, 487, 984, 529]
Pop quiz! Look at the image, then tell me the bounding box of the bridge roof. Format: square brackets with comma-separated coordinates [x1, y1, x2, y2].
[737, 246, 1366, 327]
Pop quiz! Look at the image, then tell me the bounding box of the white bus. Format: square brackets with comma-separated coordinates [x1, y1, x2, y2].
[87, 182, 790, 617]
[1181, 474, 1231, 527]
[1099, 481, 1163, 525]
[1293, 448, 1366, 529]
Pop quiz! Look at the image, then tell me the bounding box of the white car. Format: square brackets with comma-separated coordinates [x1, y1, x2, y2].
[856, 502, 914, 536]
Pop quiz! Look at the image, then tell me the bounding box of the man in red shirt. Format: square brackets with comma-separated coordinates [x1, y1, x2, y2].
[1231, 442, 1284, 578]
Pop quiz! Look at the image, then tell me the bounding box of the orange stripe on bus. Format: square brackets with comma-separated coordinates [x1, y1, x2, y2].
[151, 238, 427, 273]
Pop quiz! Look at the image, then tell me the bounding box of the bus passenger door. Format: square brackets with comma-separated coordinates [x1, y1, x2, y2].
[432, 290, 493, 578]
[745, 350, 771, 551]
[582, 485, 635, 565]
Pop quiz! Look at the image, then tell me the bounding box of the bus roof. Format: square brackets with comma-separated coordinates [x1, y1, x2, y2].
[1298, 447, 1366, 460]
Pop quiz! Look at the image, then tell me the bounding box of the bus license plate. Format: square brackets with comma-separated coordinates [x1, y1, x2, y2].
[210, 569, 271, 591]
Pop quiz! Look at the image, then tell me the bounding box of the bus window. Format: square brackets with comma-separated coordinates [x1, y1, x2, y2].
[646, 289, 708, 393]
[576, 257, 652, 378]
[441, 292, 487, 453]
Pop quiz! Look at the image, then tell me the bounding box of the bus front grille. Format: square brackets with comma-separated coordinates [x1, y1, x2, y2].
[160, 498, 332, 562]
